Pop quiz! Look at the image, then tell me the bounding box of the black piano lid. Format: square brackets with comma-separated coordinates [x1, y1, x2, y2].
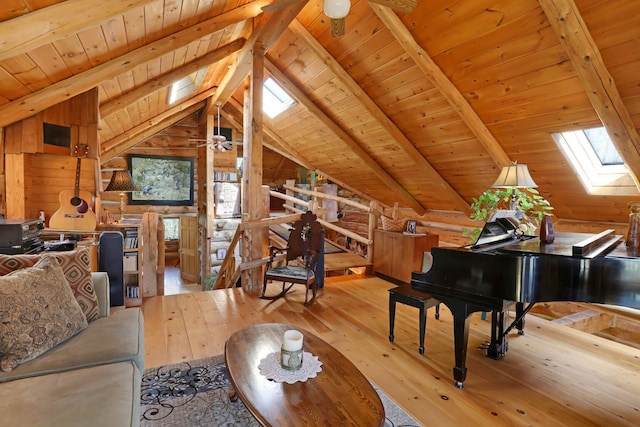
[497, 231, 624, 259]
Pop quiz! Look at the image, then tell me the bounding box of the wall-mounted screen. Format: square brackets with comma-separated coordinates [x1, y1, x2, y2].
[43, 123, 71, 148]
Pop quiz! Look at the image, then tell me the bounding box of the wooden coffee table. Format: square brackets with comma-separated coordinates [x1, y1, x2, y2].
[225, 323, 385, 426]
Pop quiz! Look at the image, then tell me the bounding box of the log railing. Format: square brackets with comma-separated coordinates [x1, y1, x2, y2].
[213, 183, 381, 290]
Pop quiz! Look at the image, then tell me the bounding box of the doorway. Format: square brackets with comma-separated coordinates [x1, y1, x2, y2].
[179, 216, 198, 283]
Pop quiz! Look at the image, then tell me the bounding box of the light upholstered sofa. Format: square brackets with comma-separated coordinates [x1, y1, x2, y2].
[0, 271, 144, 427]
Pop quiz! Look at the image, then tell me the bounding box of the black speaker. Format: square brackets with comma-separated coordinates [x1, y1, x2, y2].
[99, 231, 124, 307]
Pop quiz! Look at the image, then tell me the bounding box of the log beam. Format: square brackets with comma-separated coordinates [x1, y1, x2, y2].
[0, 0, 158, 62]
[0, 1, 270, 128]
[538, 0, 640, 189]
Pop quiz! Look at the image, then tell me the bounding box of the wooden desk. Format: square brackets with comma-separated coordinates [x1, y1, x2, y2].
[225, 323, 384, 427]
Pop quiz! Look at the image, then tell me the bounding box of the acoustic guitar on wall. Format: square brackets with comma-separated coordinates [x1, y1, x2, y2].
[49, 144, 97, 231]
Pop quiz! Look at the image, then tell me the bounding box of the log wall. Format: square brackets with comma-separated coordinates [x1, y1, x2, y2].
[2, 89, 99, 222]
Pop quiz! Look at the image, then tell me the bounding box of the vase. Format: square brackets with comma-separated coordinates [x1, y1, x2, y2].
[539, 214, 555, 243]
[626, 201, 640, 248]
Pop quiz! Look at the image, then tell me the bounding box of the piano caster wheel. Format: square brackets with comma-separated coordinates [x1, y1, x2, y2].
[455, 381, 464, 389]
[518, 330, 525, 336]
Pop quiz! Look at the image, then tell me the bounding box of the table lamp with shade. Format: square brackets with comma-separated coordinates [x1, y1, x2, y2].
[491, 162, 538, 210]
[104, 169, 139, 223]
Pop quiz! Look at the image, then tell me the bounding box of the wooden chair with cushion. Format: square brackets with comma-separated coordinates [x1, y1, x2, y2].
[261, 211, 323, 305]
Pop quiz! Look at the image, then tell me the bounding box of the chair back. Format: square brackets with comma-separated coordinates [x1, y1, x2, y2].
[285, 211, 323, 264]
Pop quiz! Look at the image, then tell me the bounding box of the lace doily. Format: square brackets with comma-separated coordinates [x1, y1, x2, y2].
[258, 351, 322, 384]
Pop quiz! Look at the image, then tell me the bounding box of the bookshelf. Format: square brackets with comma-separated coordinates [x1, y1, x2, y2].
[98, 222, 143, 307]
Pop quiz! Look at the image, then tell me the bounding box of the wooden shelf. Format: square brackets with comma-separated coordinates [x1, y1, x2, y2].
[98, 222, 143, 308]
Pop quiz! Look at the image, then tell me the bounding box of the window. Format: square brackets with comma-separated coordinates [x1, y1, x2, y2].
[263, 77, 294, 118]
[163, 218, 180, 240]
[553, 127, 638, 196]
[168, 69, 207, 104]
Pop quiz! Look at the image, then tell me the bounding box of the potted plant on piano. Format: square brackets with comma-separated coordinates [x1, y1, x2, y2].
[463, 187, 554, 243]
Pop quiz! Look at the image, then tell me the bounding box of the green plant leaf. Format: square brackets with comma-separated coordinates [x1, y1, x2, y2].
[465, 187, 554, 243]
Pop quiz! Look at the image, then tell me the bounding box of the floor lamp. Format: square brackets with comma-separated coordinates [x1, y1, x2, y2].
[105, 169, 139, 223]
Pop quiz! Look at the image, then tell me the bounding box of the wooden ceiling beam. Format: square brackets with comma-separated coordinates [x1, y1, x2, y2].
[100, 39, 246, 118]
[101, 102, 205, 163]
[227, 95, 383, 204]
[224, 97, 317, 171]
[538, 0, 640, 188]
[265, 57, 427, 215]
[288, 19, 471, 213]
[0, 0, 271, 128]
[203, 1, 310, 116]
[101, 81, 220, 156]
[0, 0, 158, 62]
[371, 4, 512, 171]
[290, 20, 461, 215]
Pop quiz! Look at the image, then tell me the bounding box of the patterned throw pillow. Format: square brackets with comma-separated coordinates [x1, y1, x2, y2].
[0, 256, 88, 372]
[0, 248, 99, 322]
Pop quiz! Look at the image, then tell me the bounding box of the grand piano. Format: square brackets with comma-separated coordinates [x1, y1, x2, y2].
[411, 218, 640, 388]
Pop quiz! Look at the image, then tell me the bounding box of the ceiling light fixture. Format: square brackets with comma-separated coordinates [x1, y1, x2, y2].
[324, 0, 351, 19]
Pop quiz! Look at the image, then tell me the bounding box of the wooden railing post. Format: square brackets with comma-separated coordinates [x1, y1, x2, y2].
[368, 200, 378, 264]
[213, 185, 386, 290]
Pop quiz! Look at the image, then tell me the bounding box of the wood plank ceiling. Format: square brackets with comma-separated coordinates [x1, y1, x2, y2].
[1, 0, 639, 223]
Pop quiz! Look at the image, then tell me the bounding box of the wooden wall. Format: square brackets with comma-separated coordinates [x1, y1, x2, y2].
[100, 116, 201, 218]
[2, 89, 99, 222]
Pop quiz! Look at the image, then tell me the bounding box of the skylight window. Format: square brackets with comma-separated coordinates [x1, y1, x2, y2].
[168, 76, 197, 104]
[553, 127, 638, 196]
[168, 69, 207, 104]
[263, 77, 294, 118]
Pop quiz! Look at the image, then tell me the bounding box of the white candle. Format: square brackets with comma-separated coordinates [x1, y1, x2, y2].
[282, 330, 303, 351]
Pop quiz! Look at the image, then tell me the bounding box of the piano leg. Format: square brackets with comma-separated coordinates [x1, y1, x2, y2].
[388, 291, 396, 343]
[451, 313, 470, 388]
[432, 296, 504, 388]
[516, 302, 525, 335]
[487, 310, 508, 360]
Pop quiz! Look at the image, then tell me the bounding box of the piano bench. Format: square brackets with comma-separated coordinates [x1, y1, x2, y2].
[388, 284, 440, 354]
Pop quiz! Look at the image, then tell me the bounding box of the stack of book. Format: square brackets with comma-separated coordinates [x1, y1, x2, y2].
[124, 228, 138, 249]
[126, 285, 140, 299]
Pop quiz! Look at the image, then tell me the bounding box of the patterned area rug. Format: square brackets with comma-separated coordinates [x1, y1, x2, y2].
[140, 355, 421, 427]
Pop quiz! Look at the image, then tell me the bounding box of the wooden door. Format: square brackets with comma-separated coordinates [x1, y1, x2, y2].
[179, 216, 198, 283]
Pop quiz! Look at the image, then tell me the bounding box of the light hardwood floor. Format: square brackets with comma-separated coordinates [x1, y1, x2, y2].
[141, 274, 640, 426]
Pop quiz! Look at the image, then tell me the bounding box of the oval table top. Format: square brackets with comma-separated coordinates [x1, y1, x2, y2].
[224, 322, 385, 427]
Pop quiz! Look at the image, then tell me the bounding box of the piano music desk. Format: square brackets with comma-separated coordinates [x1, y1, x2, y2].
[388, 283, 440, 354]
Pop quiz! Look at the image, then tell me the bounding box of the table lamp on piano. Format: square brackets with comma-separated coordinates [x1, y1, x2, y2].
[491, 161, 538, 210]
[104, 169, 139, 223]
[491, 161, 554, 242]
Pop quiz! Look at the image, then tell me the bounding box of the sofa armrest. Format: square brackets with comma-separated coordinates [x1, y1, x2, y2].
[91, 272, 110, 318]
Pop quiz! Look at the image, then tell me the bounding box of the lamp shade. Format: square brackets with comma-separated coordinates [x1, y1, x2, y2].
[491, 163, 538, 188]
[105, 170, 139, 192]
[324, 0, 350, 19]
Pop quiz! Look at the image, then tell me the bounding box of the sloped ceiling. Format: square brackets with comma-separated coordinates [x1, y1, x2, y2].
[1, 0, 639, 223]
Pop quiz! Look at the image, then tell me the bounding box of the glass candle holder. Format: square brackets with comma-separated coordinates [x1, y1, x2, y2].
[281, 330, 303, 371]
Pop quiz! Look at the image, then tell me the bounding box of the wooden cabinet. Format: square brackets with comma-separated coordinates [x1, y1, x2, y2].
[98, 222, 143, 307]
[373, 229, 439, 284]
